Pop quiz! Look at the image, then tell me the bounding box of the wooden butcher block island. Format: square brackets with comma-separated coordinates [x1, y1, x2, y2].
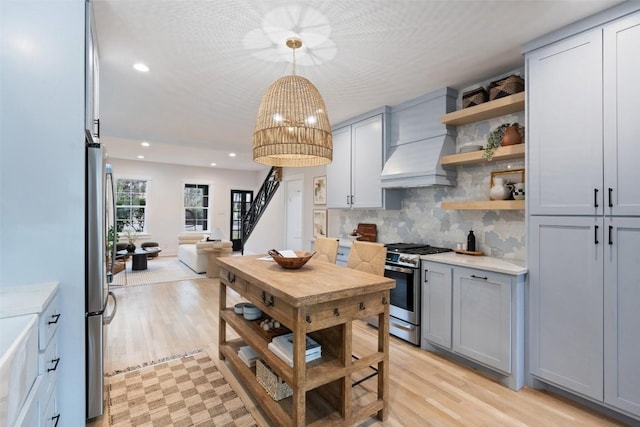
[218, 255, 395, 426]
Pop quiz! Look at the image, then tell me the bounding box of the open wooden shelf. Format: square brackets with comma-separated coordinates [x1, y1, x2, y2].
[441, 92, 525, 126]
[441, 144, 525, 166]
[441, 200, 525, 210]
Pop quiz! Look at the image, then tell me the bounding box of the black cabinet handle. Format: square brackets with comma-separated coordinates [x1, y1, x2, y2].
[594, 188, 599, 208]
[48, 314, 60, 325]
[228, 272, 235, 283]
[608, 188, 613, 208]
[471, 274, 488, 280]
[609, 226, 613, 245]
[359, 302, 366, 310]
[347, 195, 350, 205]
[595, 225, 599, 244]
[47, 358, 60, 372]
[52, 414, 60, 427]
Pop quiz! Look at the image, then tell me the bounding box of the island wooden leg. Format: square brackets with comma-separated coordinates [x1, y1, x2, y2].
[293, 312, 307, 426]
[377, 292, 390, 421]
[218, 280, 227, 361]
[341, 321, 353, 419]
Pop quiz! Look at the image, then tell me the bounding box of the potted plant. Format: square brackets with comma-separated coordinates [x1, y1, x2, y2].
[484, 122, 522, 160]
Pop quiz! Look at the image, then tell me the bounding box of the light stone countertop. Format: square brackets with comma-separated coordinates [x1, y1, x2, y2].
[0, 281, 59, 318]
[421, 252, 527, 276]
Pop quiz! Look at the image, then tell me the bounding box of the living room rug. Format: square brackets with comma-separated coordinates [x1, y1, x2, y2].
[110, 257, 204, 287]
[108, 351, 257, 427]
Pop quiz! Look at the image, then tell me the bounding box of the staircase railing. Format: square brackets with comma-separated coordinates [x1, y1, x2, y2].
[241, 167, 282, 254]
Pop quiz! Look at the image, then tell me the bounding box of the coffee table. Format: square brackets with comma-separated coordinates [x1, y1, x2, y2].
[117, 248, 161, 271]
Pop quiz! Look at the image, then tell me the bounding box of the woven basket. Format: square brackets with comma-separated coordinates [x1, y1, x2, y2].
[256, 359, 293, 401]
[488, 75, 524, 100]
[462, 87, 488, 108]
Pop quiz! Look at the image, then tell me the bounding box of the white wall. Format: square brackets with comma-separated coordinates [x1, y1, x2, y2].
[108, 158, 261, 255]
[0, 1, 87, 424]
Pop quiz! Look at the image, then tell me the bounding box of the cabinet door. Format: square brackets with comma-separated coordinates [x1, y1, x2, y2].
[604, 217, 640, 416]
[529, 216, 604, 400]
[326, 125, 352, 208]
[527, 29, 603, 215]
[421, 261, 452, 349]
[452, 267, 512, 373]
[604, 12, 640, 216]
[351, 114, 383, 209]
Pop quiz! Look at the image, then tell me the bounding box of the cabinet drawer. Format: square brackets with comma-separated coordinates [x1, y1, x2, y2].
[305, 292, 387, 331]
[13, 375, 43, 427]
[41, 384, 58, 427]
[38, 296, 60, 351]
[244, 285, 295, 327]
[39, 331, 59, 376]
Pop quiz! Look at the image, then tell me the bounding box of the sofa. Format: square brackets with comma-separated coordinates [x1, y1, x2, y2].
[177, 234, 233, 273]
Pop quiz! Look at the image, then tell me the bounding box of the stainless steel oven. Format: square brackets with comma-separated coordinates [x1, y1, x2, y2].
[368, 243, 451, 345]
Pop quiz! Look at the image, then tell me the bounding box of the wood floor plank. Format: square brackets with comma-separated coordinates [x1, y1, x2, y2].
[88, 269, 629, 427]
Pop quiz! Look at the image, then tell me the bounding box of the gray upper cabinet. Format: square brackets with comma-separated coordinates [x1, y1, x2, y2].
[603, 13, 640, 216]
[528, 10, 640, 216]
[326, 110, 401, 209]
[527, 29, 603, 216]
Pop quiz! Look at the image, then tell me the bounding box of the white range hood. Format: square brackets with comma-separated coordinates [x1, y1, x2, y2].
[380, 88, 458, 189]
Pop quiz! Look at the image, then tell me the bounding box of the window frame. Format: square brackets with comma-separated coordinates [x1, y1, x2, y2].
[115, 177, 149, 236]
[182, 181, 213, 233]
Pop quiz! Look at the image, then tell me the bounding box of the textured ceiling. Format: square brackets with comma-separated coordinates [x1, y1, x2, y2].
[93, 0, 621, 171]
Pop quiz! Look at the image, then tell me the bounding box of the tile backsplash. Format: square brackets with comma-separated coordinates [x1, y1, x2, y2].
[334, 111, 525, 261]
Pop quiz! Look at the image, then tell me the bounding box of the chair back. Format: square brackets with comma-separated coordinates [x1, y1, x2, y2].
[346, 241, 386, 276]
[312, 237, 340, 264]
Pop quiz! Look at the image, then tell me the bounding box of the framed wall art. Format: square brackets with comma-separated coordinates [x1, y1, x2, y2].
[490, 168, 525, 188]
[313, 176, 327, 205]
[313, 209, 327, 238]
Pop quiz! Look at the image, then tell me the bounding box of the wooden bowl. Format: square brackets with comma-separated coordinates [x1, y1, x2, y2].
[268, 250, 314, 270]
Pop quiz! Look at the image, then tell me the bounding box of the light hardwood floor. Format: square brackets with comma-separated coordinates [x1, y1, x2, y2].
[89, 275, 629, 427]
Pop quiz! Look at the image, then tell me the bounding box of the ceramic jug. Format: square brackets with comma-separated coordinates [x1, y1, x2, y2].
[490, 177, 513, 200]
[501, 124, 522, 146]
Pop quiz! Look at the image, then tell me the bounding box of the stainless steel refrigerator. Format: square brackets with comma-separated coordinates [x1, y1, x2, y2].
[86, 129, 117, 420]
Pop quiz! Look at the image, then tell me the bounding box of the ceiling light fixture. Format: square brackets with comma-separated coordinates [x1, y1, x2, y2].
[210, 162, 217, 166]
[133, 62, 149, 72]
[141, 141, 150, 147]
[137, 155, 144, 159]
[229, 152, 236, 157]
[252, 37, 332, 167]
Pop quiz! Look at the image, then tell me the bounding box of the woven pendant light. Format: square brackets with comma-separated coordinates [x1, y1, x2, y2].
[253, 38, 332, 167]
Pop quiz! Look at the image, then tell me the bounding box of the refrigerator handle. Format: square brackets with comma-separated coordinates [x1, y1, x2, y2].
[107, 171, 117, 283]
[103, 291, 117, 325]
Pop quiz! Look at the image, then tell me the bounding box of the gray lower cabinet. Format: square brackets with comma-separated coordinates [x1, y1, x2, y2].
[529, 216, 640, 419]
[422, 262, 452, 349]
[421, 260, 525, 390]
[452, 267, 512, 374]
[336, 244, 351, 267]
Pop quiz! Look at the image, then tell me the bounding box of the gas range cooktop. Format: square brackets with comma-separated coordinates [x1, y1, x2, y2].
[384, 243, 452, 268]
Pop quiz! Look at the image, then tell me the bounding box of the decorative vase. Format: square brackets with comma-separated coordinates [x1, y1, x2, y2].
[501, 124, 522, 146]
[126, 243, 136, 253]
[490, 178, 513, 200]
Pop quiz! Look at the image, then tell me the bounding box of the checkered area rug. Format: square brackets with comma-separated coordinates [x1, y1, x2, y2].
[108, 352, 257, 426]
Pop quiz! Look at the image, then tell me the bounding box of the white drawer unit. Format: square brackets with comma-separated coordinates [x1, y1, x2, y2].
[0, 282, 60, 427]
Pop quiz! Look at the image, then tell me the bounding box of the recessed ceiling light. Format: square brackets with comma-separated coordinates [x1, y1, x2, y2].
[210, 162, 217, 166]
[229, 153, 236, 157]
[137, 155, 144, 159]
[133, 63, 150, 72]
[141, 141, 150, 147]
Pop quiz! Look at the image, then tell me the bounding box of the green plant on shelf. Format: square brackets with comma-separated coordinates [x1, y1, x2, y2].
[484, 123, 516, 160]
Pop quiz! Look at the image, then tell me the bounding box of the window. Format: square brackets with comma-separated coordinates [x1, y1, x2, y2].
[116, 179, 147, 233]
[184, 183, 210, 231]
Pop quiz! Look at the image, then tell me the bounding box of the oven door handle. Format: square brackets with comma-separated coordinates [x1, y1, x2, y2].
[384, 265, 415, 274]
